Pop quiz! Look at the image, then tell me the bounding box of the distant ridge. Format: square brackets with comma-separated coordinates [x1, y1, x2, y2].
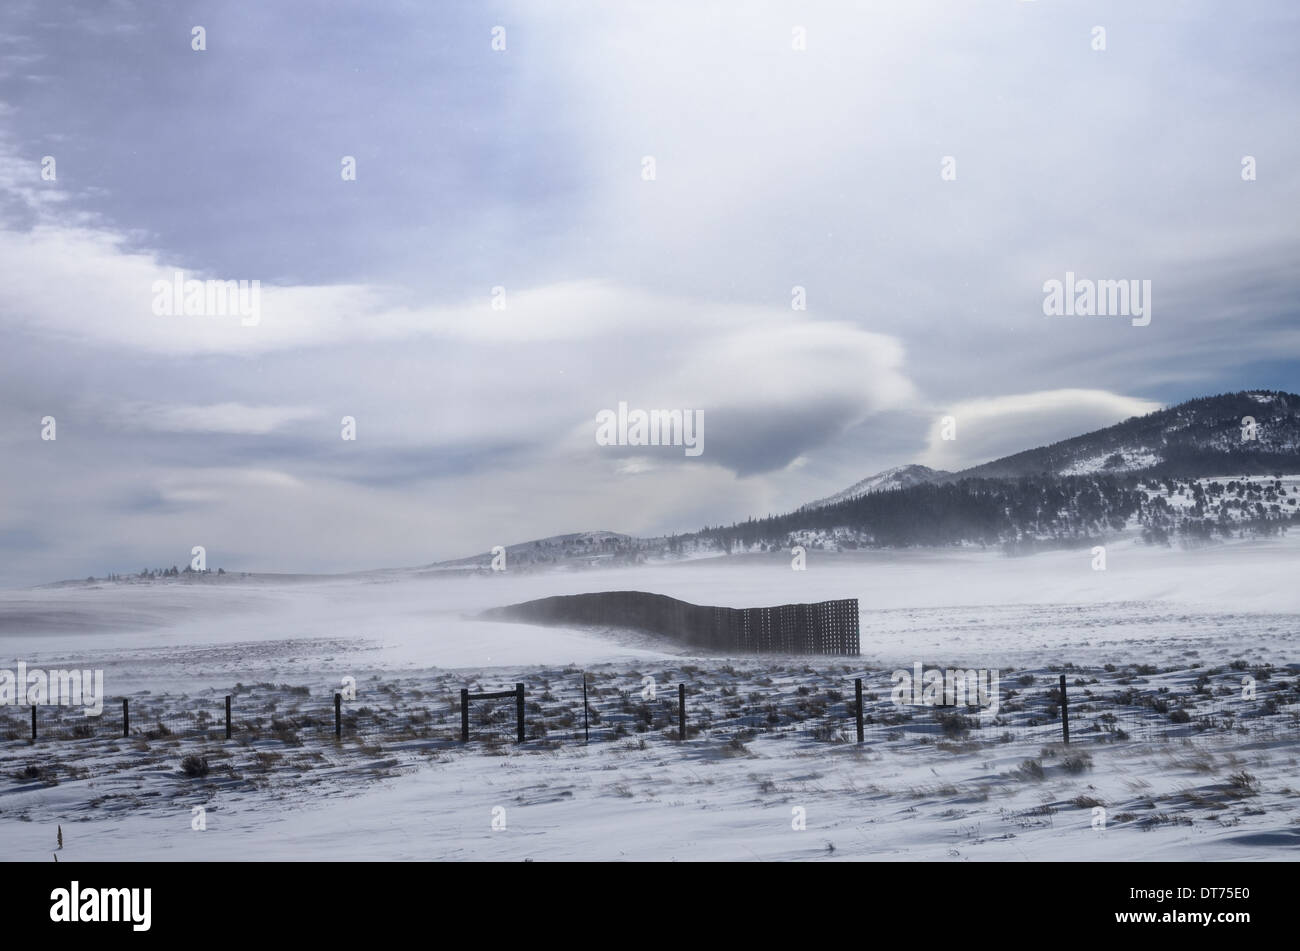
[952, 390, 1300, 480]
[805, 389, 1300, 508]
[801, 464, 949, 510]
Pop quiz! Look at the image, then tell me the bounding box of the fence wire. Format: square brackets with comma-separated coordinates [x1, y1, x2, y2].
[4, 666, 1296, 753]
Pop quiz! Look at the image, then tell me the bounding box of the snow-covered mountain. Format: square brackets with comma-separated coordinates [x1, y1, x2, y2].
[955, 390, 1300, 480]
[801, 464, 949, 510]
[807, 390, 1300, 507]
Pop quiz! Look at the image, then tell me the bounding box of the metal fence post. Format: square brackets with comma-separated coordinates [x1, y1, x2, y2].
[855, 678, 864, 743]
[1060, 674, 1070, 745]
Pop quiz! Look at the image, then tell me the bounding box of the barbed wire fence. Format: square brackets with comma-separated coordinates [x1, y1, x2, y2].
[3, 664, 1295, 756]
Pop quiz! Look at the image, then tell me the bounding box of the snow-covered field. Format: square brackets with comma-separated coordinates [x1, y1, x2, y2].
[2, 536, 1298, 861]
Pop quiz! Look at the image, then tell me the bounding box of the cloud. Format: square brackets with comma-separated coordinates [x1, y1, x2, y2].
[151, 468, 307, 506]
[674, 323, 914, 475]
[537, 316, 917, 476]
[920, 389, 1165, 471]
[112, 402, 319, 435]
[0, 147, 919, 481]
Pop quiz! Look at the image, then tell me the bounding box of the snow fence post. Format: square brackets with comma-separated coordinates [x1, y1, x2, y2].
[515, 683, 525, 744]
[1060, 674, 1070, 745]
[582, 674, 589, 744]
[855, 678, 864, 744]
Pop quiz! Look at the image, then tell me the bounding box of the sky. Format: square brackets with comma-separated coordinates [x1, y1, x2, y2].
[0, 0, 1297, 586]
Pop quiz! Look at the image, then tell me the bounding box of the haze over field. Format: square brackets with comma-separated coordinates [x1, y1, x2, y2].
[5, 534, 1298, 674]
